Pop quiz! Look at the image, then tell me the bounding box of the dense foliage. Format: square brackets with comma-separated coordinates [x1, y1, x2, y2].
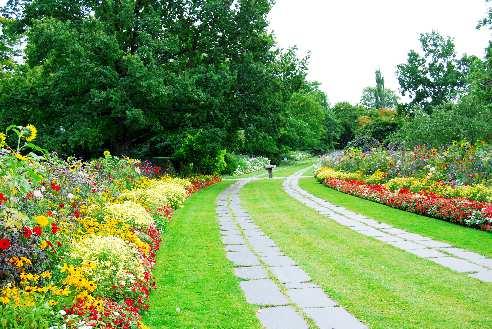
[0, 0, 331, 172]
[0, 124, 220, 328]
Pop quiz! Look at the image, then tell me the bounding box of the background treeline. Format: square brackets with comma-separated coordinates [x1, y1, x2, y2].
[0, 0, 491, 174]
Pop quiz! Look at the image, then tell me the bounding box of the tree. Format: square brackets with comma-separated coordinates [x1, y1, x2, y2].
[281, 82, 328, 152]
[396, 31, 472, 113]
[360, 69, 399, 109]
[330, 102, 364, 148]
[0, 0, 325, 171]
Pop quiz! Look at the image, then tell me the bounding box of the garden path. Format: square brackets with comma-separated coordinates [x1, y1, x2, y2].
[217, 179, 367, 329]
[284, 168, 492, 283]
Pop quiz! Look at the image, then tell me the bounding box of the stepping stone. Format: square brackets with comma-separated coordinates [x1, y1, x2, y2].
[469, 270, 492, 283]
[227, 252, 261, 267]
[430, 257, 483, 273]
[221, 232, 242, 240]
[304, 307, 368, 329]
[474, 258, 492, 269]
[416, 239, 451, 248]
[261, 255, 296, 267]
[240, 279, 288, 306]
[257, 306, 309, 329]
[407, 248, 446, 259]
[287, 287, 337, 308]
[270, 266, 311, 284]
[235, 266, 268, 280]
[398, 232, 431, 242]
[285, 281, 320, 289]
[355, 227, 386, 238]
[226, 244, 250, 253]
[249, 237, 277, 248]
[443, 248, 486, 263]
[373, 234, 404, 243]
[381, 227, 407, 235]
[388, 240, 427, 251]
[255, 247, 283, 258]
[222, 235, 245, 245]
[331, 217, 360, 227]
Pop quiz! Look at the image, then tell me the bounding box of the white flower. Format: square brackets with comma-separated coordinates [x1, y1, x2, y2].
[67, 193, 74, 200]
[59, 310, 67, 316]
[41, 186, 46, 192]
[33, 190, 43, 198]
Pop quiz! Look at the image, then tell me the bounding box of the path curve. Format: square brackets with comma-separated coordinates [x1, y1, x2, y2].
[217, 179, 367, 329]
[284, 168, 492, 283]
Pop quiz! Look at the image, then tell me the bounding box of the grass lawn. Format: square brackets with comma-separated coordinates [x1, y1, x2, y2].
[299, 177, 492, 258]
[241, 179, 492, 329]
[272, 159, 315, 177]
[143, 182, 261, 329]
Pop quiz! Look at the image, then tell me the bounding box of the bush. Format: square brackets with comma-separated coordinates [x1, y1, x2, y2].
[232, 155, 271, 176]
[390, 100, 492, 148]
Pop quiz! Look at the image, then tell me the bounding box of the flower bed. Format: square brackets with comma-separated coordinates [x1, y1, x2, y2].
[315, 168, 492, 232]
[0, 125, 220, 328]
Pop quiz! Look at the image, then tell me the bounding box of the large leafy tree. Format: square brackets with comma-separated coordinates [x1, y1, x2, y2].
[0, 0, 321, 171]
[396, 31, 472, 113]
[360, 69, 399, 109]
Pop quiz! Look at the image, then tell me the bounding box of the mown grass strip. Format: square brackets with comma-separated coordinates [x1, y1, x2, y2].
[143, 182, 261, 329]
[299, 177, 492, 258]
[241, 179, 492, 329]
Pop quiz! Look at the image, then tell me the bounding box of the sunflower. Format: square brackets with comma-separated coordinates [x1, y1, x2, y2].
[0, 133, 6, 148]
[24, 124, 37, 142]
[14, 153, 28, 161]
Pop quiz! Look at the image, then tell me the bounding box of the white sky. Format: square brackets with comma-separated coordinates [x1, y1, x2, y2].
[1, 0, 489, 104]
[269, 0, 491, 104]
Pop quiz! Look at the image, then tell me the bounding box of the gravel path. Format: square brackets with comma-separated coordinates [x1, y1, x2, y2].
[217, 179, 367, 329]
[284, 169, 492, 283]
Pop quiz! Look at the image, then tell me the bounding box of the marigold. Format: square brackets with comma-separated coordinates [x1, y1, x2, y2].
[35, 215, 49, 227]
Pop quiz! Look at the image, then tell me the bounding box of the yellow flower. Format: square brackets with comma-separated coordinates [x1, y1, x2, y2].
[35, 215, 49, 227]
[48, 300, 58, 306]
[40, 271, 52, 279]
[103, 150, 111, 158]
[0, 132, 6, 148]
[14, 153, 28, 161]
[24, 124, 37, 142]
[39, 240, 49, 250]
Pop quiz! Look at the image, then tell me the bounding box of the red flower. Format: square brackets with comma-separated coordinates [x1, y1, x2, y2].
[59, 203, 65, 209]
[73, 209, 81, 218]
[51, 223, 60, 234]
[23, 226, 33, 239]
[0, 238, 11, 251]
[47, 210, 54, 217]
[0, 193, 7, 205]
[51, 182, 61, 192]
[33, 226, 42, 236]
[484, 205, 492, 219]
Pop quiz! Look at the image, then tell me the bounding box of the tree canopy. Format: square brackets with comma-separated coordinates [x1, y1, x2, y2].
[0, 0, 329, 172]
[396, 31, 473, 114]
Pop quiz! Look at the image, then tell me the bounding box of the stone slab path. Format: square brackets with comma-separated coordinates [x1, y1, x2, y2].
[284, 169, 492, 283]
[217, 179, 367, 329]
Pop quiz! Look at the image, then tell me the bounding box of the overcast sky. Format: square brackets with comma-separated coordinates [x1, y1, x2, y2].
[269, 0, 491, 104]
[1, 0, 489, 104]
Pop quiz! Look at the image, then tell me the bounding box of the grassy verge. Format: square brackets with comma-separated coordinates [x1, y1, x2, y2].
[143, 182, 261, 329]
[241, 179, 492, 329]
[299, 178, 492, 258]
[272, 159, 316, 177]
